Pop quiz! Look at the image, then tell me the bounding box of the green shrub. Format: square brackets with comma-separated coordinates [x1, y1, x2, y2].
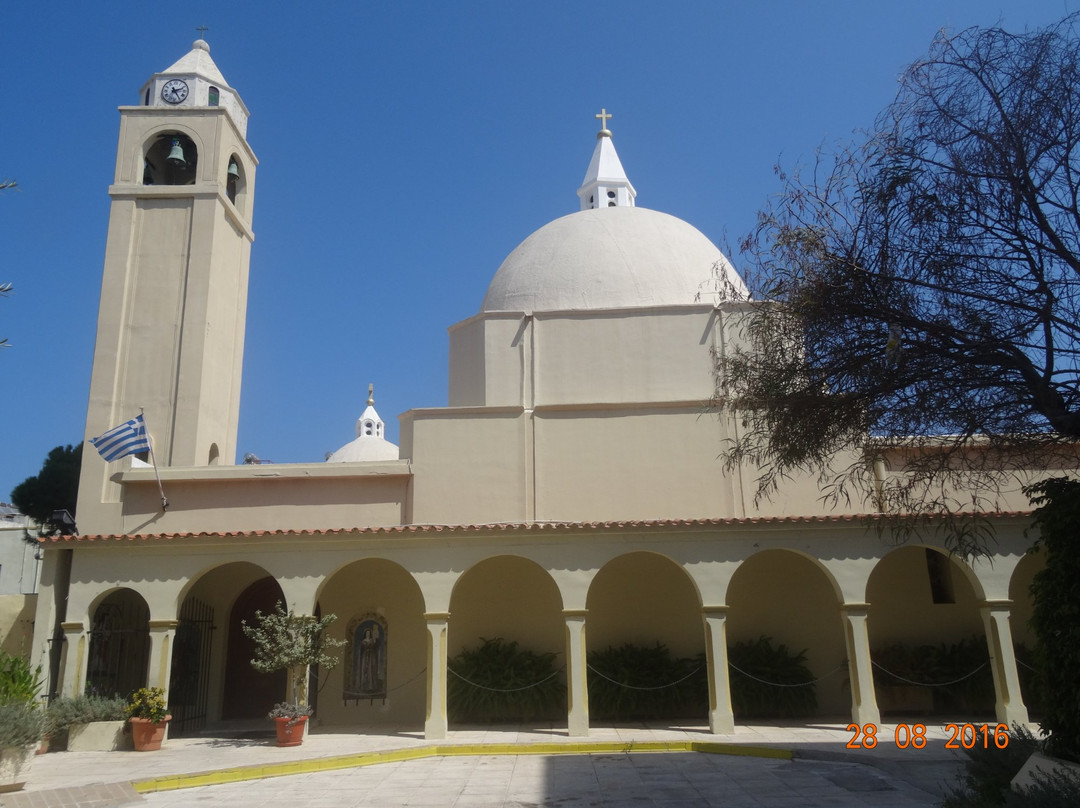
[1027, 478, 1080, 762]
[45, 695, 128, 737]
[447, 637, 563, 722]
[0, 652, 43, 707]
[0, 651, 45, 748]
[587, 643, 706, 721]
[0, 703, 45, 748]
[728, 636, 817, 718]
[873, 637, 995, 715]
[941, 725, 1043, 807]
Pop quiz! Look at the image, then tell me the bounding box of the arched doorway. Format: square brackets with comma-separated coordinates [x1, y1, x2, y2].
[87, 589, 151, 698]
[222, 577, 287, 720]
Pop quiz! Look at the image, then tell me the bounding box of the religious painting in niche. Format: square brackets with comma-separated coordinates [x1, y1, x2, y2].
[345, 614, 387, 703]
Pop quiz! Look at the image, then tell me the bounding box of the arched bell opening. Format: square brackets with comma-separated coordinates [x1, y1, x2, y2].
[143, 132, 198, 186]
[225, 153, 246, 208]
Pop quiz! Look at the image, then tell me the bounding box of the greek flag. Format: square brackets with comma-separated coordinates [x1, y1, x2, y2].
[89, 414, 151, 461]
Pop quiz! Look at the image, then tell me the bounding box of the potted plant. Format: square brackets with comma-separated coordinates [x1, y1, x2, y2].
[241, 601, 344, 747]
[125, 687, 170, 752]
[266, 702, 313, 747]
[0, 652, 45, 792]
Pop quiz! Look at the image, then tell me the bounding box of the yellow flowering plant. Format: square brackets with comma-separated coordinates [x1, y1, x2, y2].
[125, 687, 168, 723]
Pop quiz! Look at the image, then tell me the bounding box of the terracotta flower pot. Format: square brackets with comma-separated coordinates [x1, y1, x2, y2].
[274, 715, 308, 747]
[129, 716, 171, 752]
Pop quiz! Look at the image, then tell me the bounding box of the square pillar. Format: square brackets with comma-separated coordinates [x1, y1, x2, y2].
[981, 600, 1029, 726]
[841, 604, 880, 726]
[702, 607, 734, 734]
[424, 612, 449, 740]
[59, 622, 87, 698]
[563, 610, 589, 737]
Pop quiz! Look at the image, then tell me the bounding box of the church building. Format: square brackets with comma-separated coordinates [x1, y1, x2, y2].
[32, 40, 1043, 740]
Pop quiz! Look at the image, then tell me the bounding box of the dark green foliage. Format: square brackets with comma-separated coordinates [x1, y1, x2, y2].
[10, 443, 81, 535]
[1026, 478, 1080, 763]
[0, 651, 45, 748]
[1008, 767, 1080, 807]
[587, 643, 706, 721]
[873, 637, 995, 714]
[447, 638, 563, 723]
[0, 653, 43, 707]
[728, 636, 816, 718]
[940, 725, 1043, 808]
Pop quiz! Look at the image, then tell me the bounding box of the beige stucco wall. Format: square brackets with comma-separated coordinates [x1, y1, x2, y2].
[0, 594, 37, 657]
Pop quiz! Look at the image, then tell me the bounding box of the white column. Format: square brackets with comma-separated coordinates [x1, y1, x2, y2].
[841, 604, 880, 726]
[424, 612, 450, 740]
[702, 607, 734, 734]
[563, 610, 589, 737]
[58, 622, 87, 698]
[981, 600, 1029, 726]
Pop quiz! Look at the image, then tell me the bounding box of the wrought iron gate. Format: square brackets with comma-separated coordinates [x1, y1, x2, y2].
[169, 596, 215, 736]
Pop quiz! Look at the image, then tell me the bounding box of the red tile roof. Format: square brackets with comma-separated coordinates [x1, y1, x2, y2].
[39, 511, 1033, 543]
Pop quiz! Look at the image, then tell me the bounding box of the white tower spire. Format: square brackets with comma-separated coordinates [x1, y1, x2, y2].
[577, 108, 637, 211]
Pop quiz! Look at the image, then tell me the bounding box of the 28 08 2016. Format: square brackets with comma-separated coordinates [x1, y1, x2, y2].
[845, 722, 1010, 749]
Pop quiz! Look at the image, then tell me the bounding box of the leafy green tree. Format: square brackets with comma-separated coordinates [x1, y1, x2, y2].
[10, 444, 81, 535]
[715, 16, 1080, 555]
[1027, 478, 1080, 763]
[240, 601, 344, 707]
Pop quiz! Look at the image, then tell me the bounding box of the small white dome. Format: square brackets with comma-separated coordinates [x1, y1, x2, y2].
[481, 207, 747, 313]
[326, 436, 399, 463]
[326, 385, 399, 463]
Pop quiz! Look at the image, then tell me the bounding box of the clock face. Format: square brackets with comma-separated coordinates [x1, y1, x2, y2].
[161, 79, 189, 105]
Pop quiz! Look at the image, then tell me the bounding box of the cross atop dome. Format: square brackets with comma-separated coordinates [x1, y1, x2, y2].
[577, 108, 636, 211]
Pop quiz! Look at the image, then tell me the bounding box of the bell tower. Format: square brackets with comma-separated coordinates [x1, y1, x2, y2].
[78, 39, 257, 533]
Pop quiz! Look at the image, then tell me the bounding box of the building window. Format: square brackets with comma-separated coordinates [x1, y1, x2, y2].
[209, 86, 219, 106]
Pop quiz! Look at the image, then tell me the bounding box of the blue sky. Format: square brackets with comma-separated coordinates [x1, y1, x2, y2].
[1, 1, 1073, 503]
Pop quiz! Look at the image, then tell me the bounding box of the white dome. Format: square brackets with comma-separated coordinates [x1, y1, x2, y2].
[481, 207, 747, 313]
[326, 436, 399, 463]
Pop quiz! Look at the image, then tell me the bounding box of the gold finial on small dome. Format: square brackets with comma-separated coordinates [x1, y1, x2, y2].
[595, 108, 612, 138]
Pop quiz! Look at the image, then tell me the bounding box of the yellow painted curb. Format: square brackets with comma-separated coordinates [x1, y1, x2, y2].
[131, 740, 792, 794]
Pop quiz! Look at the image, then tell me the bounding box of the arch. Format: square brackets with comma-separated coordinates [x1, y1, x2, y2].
[1009, 548, 1044, 714]
[726, 549, 846, 717]
[449, 555, 564, 655]
[225, 152, 248, 211]
[586, 551, 701, 657]
[866, 546, 990, 717]
[87, 588, 150, 698]
[585, 551, 705, 723]
[316, 558, 426, 727]
[142, 130, 199, 186]
[207, 443, 220, 465]
[447, 555, 565, 724]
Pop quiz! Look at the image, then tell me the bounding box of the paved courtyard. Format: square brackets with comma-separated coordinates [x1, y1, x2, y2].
[2, 723, 972, 808]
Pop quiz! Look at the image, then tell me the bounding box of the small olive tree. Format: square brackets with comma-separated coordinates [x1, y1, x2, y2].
[241, 601, 345, 707]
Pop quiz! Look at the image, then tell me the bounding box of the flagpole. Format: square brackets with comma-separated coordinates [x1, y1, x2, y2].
[139, 408, 169, 511]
